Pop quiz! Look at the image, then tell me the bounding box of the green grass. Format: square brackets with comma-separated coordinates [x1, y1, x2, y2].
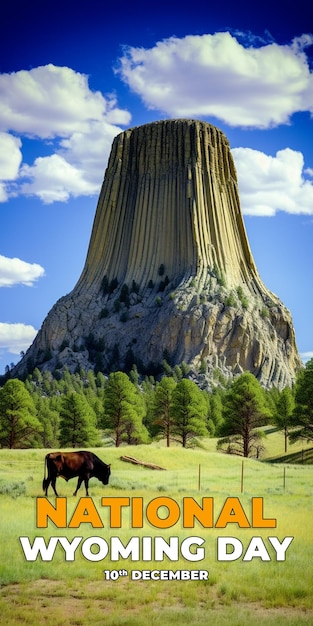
[257, 426, 313, 463]
[0, 436, 312, 625]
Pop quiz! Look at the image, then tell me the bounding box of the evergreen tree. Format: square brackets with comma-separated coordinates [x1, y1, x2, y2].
[102, 371, 148, 446]
[123, 400, 149, 445]
[265, 385, 280, 416]
[59, 392, 100, 447]
[84, 370, 97, 393]
[0, 379, 42, 448]
[218, 372, 270, 457]
[85, 394, 104, 427]
[35, 396, 60, 447]
[140, 376, 157, 437]
[208, 389, 225, 436]
[170, 379, 208, 447]
[59, 367, 75, 395]
[290, 359, 313, 443]
[95, 371, 106, 390]
[42, 370, 58, 395]
[153, 377, 177, 446]
[273, 386, 295, 452]
[32, 367, 43, 385]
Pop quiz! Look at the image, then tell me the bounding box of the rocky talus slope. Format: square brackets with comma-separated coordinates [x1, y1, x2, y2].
[14, 119, 302, 388]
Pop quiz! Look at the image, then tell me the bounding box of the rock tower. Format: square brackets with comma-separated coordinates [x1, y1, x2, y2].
[15, 119, 302, 387]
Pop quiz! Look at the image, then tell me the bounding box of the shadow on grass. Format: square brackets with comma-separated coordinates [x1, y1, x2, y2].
[265, 447, 313, 464]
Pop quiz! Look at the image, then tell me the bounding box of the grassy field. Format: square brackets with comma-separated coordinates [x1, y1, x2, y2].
[0, 435, 312, 625]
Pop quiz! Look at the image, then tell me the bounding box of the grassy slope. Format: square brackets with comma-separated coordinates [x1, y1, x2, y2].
[0, 434, 312, 625]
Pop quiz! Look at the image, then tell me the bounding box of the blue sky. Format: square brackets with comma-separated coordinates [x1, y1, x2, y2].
[0, 0, 312, 375]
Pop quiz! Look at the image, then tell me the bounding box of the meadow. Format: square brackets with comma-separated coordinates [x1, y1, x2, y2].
[0, 436, 312, 625]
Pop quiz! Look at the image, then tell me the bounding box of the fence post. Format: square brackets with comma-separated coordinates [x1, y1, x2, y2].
[241, 460, 244, 493]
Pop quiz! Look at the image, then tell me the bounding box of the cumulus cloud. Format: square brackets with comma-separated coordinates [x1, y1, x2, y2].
[232, 147, 313, 216]
[20, 154, 98, 203]
[0, 255, 45, 287]
[0, 64, 131, 203]
[19, 119, 123, 203]
[0, 132, 22, 201]
[0, 64, 128, 138]
[1, 39, 313, 207]
[300, 351, 313, 364]
[117, 32, 313, 128]
[0, 322, 37, 355]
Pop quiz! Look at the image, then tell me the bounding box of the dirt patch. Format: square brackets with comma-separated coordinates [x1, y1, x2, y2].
[0, 578, 311, 626]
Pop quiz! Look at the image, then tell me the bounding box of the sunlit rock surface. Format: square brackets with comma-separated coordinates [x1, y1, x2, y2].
[14, 120, 302, 388]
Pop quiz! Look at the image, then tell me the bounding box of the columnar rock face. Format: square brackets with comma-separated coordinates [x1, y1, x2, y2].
[15, 119, 302, 388]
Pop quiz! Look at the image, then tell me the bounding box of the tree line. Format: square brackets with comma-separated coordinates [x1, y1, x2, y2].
[0, 359, 312, 456]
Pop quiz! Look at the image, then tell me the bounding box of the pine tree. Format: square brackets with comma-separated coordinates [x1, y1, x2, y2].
[170, 379, 208, 447]
[274, 386, 295, 452]
[102, 372, 148, 446]
[0, 379, 42, 448]
[153, 377, 177, 446]
[59, 392, 100, 447]
[35, 396, 60, 447]
[290, 359, 313, 443]
[208, 389, 225, 436]
[218, 372, 270, 457]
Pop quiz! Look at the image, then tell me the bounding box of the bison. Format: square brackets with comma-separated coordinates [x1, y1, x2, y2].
[43, 451, 111, 496]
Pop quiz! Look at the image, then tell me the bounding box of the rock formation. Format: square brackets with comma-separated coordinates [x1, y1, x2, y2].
[14, 119, 302, 388]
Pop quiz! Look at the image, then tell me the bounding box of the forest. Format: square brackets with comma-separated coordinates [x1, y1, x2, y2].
[0, 358, 312, 457]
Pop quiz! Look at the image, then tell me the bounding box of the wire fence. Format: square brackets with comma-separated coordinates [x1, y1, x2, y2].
[0, 454, 312, 498]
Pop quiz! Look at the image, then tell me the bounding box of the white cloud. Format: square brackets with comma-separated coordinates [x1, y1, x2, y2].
[20, 154, 98, 203]
[232, 147, 313, 216]
[117, 32, 313, 128]
[0, 132, 22, 201]
[0, 322, 37, 355]
[300, 351, 313, 364]
[19, 120, 123, 203]
[0, 64, 126, 138]
[0, 64, 131, 203]
[0, 255, 45, 287]
[0, 133, 22, 178]
[0, 183, 7, 202]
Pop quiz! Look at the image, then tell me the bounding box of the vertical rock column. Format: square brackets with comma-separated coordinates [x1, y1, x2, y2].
[75, 119, 264, 295]
[13, 118, 302, 388]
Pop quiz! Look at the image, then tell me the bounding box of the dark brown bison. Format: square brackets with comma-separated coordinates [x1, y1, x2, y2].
[43, 451, 111, 496]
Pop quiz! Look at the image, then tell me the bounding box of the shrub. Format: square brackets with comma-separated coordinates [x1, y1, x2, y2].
[199, 359, 207, 374]
[109, 277, 119, 293]
[0, 480, 27, 498]
[225, 293, 236, 307]
[101, 275, 109, 295]
[260, 306, 270, 318]
[237, 286, 249, 309]
[120, 284, 130, 306]
[99, 307, 109, 319]
[158, 276, 169, 292]
[120, 311, 129, 323]
[114, 299, 121, 313]
[212, 264, 226, 287]
[131, 280, 140, 294]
